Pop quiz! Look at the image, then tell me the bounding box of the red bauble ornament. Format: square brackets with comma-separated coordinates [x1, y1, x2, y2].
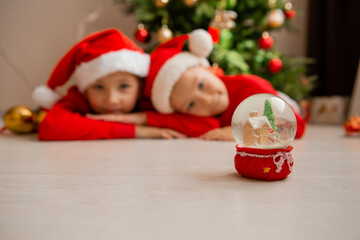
[284, 2, 296, 19]
[284, 9, 296, 19]
[268, 58, 283, 74]
[258, 32, 274, 50]
[134, 24, 151, 43]
[208, 26, 220, 44]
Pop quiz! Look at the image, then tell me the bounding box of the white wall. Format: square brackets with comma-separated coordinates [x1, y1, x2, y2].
[0, 0, 309, 114]
[0, 0, 138, 113]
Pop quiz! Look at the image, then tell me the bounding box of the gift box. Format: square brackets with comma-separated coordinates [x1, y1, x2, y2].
[310, 96, 349, 124]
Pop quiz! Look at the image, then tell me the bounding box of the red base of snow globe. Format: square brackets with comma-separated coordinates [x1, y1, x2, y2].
[234, 145, 294, 181]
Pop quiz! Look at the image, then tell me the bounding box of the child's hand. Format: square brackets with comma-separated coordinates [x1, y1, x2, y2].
[158, 128, 187, 139]
[87, 112, 147, 125]
[199, 126, 234, 141]
[135, 126, 186, 139]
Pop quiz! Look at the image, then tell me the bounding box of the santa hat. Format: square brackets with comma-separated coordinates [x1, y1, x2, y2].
[144, 29, 214, 114]
[33, 29, 150, 109]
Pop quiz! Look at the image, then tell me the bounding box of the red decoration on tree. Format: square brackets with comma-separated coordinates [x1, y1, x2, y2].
[258, 32, 274, 50]
[208, 26, 220, 44]
[284, 9, 296, 19]
[134, 24, 151, 43]
[268, 58, 283, 74]
[207, 63, 224, 77]
[284, 2, 296, 19]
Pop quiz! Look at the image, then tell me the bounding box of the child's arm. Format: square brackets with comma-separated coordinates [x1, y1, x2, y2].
[40, 107, 185, 140]
[38, 89, 185, 140]
[147, 112, 220, 137]
[199, 126, 234, 141]
[87, 112, 147, 125]
[39, 106, 134, 140]
[88, 111, 220, 137]
[135, 125, 185, 139]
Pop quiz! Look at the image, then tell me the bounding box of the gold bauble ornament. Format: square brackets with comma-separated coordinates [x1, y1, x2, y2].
[154, 0, 169, 8]
[210, 9, 237, 30]
[3, 106, 37, 134]
[184, 0, 197, 7]
[267, 9, 285, 28]
[268, 0, 277, 8]
[156, 25, 173, 43]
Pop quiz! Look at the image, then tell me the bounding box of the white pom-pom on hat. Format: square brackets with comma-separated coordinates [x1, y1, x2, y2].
[32, 85, 62, 109]
[188, 29, 213, 57]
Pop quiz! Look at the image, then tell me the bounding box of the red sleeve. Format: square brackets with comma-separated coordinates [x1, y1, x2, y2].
[146, 111, 220, 137]
[293, 110, 306, 138]
[38, 88, 135, 141]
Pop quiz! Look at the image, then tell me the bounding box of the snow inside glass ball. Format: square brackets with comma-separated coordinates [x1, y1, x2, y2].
[232, 93, 297, 149]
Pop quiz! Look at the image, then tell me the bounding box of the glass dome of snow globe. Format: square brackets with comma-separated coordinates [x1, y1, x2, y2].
[232, 93, 297, 149]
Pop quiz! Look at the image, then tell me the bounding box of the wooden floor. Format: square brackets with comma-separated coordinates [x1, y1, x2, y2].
[0, 124, 359, 240]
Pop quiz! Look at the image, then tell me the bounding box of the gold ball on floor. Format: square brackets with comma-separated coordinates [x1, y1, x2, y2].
[3, 106, 37, 134]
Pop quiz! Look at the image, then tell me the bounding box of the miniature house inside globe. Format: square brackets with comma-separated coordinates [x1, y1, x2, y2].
[232, 93, 297, 149]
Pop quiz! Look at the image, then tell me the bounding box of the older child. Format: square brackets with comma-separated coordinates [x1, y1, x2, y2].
[32, 29, 185, 140]
[143, 29, 306, 140]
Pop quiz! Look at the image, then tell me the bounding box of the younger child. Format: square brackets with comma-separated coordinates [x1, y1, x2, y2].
[33, 29, 185, 140]
[143, 29, 306, 140]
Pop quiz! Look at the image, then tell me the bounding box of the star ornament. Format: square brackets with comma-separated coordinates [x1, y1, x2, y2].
[263, 167, 271, 173]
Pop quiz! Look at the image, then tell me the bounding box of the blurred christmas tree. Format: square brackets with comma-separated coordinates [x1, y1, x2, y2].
[116, 0, 316, 101]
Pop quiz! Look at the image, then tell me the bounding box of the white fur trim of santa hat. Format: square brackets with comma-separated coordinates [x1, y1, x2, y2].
[74, 49, 150, 92]
[33, 49, 150, 109]
[151, 52, 210, 114]
[32, 85, 63, 110]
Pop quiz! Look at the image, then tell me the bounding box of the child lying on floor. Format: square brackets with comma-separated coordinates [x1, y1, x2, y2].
[88, 29, 306, 141]
[32, 29, 188, 140]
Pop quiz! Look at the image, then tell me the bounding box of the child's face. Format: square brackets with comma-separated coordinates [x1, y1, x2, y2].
[170, 66, 229, 116]
[85, 71, 140, 114]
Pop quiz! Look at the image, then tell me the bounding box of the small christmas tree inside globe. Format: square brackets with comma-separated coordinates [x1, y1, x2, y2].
[232, 93, 297, 149]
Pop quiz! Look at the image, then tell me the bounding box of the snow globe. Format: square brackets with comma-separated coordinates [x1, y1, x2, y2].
[232, 93, 297, 181]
